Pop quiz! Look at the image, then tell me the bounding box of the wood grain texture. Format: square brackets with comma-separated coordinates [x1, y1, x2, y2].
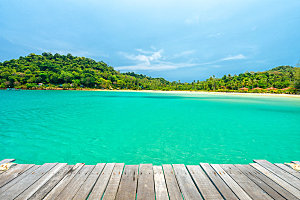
[211, 164, 251, 200]
[88, 163, 115, 200]
[220, 164, 272, 199]
[187, 165, 223, 200]
[0, 165, 40, 193]
[153, 165, 169, 200]
[250, 163, 300, 199]
[254, 160, 300, 190]
[102, 163, 124, 200]
[72, 163, 105, 200]
[292, 161, 300, 165]
[275, 163, 300, 179]
[56, 165, 95, 200]
[0, 164, 34, 188]
[0, 163, 56, 200]
[28, 165, 73, 200]
[200, 163, 238, 200]
[137, 164, 155, 200]
[43, 163, 84, 200]
[15, 163, 66, 200]
[173, 164, 203, 200]
[0, 159, 15, 165]
[162, 164, 183, 200]
[235, 164, 288, 200]
[115, 165, 139, 200]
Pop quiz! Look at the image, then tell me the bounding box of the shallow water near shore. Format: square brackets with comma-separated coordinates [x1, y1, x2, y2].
[0, 90, 299, 164]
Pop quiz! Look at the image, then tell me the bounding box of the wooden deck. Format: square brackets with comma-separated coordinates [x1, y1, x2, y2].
[0, 159, 299, 199]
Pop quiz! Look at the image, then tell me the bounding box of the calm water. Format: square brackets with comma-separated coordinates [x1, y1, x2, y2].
[0, 90, 299, 165]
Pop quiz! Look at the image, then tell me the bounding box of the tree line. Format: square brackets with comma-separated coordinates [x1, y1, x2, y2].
[0, 53, 299, 94]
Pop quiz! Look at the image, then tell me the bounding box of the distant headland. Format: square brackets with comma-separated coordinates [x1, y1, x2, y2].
[1, 53, 299, 94]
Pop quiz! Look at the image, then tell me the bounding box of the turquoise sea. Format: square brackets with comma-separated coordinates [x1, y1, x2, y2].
[0, 90, 299, 165]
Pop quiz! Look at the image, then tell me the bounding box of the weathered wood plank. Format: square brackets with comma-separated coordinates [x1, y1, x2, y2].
[0, 165, 40, 194]
[102, 163, 124, 200]
[28, 165, 73, 200]
[187, 165, 223, 200]
[115, 165, 139, 200]
[236, 164, 289, 200]
[250, 163, 300, 199]
[292, 161, 300, 165]
[15, 163, 66, 200]
[254, 160, 300, 190]
[0, 163, 56, 200]
[153, 166, 169, 200]
[211, 164, 251, 200]
[162, 164, 183, 200]
[0, 159, 15, 165]
[56, 165, 95, 200]
[43, 163, 84, 200]
[200, 163, 238, 200]
[220, 164, 272, 199]
[0, 164, 34, 188]
[137, 164, 155, 200]
[88, 163, 115, 200]
[275, 163, 300, 179]
[72, 163, 105, 200]
[173, 164, 202, 200]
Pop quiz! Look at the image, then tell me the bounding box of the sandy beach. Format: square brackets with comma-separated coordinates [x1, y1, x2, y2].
[86, 89, 300, 98]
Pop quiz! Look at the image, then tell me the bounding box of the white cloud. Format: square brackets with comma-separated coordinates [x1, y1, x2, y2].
[117, 49, 247, 71]
[221, 54, 246, 61]
[116, 63, 197, 71]
[117, 49, 197, 71]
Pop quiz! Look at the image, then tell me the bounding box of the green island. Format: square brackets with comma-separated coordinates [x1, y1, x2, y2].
[1, 53, 299, 94]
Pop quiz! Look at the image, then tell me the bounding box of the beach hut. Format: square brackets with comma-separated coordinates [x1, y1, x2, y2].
[281, 87, 292, 90]
[239, 87, 249, 91]
[252, 87, 262, 90]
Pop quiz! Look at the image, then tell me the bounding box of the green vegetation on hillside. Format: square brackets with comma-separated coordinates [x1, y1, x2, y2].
[0, 53, 299, 94]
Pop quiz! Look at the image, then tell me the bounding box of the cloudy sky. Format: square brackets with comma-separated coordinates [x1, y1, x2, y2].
[0, 0, 299, 81]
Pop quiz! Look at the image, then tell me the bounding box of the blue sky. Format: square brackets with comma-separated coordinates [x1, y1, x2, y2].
[0, 0, 299, 81]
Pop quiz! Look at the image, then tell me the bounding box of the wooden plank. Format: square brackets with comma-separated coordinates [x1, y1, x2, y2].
[88, 163, 115, 200]
[153, 166, 169, 200]
[292, 161, 300, 165]
[220, 164, 272, 199]
[115, 165, 139, 200]
[0, 164, 34, 188]
[72, 163, 105, 200]
[236, 164, 292, 200]
[173, 164, 202, 200]
[211, 164, 251, 200]
[250, 163, 300, 199]
[275, 163, 300, 179]
[0, 163, 57, 200]
[28, 165, 73, 200]
[0, 159, 15, 165]
[56, 165, 95, 200]
[14, 163, 67, 200]
[0, 165, 40, 193]
[102, 163, 125, 200]
[43, 163, 84, 200]
[187, 165, 223, 200]
[137, 164, 155, 200]
[200, 163, 238, 200]
[162, 164, 183, 200]
[254, 160, 300, 189]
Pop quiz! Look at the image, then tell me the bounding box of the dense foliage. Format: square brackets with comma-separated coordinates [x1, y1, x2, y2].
[0, 53, 299, 94]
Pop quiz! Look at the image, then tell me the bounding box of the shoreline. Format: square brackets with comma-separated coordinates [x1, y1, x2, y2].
[3, 88, 300, 98]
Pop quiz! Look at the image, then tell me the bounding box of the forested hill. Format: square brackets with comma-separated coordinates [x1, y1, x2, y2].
[0, 53, 299, 93]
